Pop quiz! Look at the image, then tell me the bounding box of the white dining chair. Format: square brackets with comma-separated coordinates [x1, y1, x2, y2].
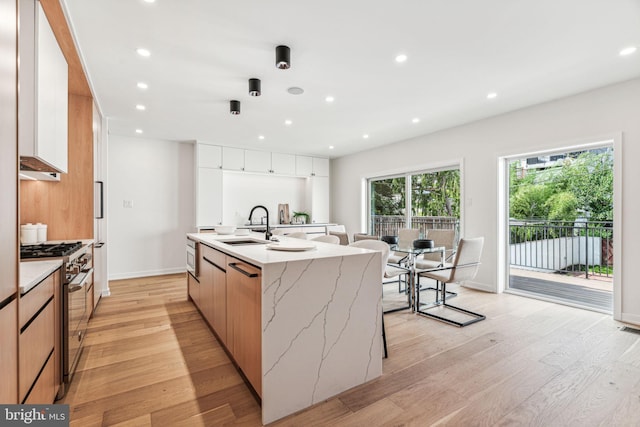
[416, 237, 485, 327]
[311, 234, 340, 244]
[287, 232, 308, 239]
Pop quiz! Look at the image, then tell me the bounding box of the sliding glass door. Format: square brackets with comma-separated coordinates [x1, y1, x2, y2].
[368, 167, 460, 237]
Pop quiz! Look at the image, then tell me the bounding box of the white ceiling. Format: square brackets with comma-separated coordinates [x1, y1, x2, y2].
[62, 0, 640, 158]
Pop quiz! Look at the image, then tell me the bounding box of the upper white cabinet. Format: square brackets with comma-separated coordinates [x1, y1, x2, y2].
[196, 168, 223, 226]
[312, 157, 330, 177]
[196, 143, 327, 177]
[244, 149, 272, 173]
[198, 144, 222, 169]
[296, 156, 329, 177]
[271, 153, 296, 175]
[18, 0, 68, 174]
[222, 147, 244, 171]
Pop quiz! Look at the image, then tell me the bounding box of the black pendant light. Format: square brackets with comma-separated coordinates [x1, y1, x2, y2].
[248, 78, 261, 96]
[275, 45, 290, 69]
[230, 100, 240, 115]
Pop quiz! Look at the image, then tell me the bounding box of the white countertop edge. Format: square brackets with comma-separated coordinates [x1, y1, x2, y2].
[19, 260, 63, 295]
[188, 232, 376, 267]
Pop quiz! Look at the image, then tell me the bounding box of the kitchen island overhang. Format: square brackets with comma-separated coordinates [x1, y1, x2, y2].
[187, 233, 383, 424]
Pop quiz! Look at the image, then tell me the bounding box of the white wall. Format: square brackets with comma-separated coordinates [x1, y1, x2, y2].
[331, 78, 640, 325]
[222, 171, 306, 226]
[108, 136, 194, 279]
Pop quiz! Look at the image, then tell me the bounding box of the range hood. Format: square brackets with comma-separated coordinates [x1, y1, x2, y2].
[19, 157, 61, 181]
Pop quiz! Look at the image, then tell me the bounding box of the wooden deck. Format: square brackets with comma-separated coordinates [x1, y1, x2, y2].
[509, 269, 613, 312]
[62, 273, 640, 426]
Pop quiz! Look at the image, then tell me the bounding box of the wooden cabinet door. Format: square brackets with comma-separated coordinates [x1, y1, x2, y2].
[0, 300, 18, 403]
[227, 258, 262, 396]
[211, 259, 227, 345]
[187, 273, 200, 307]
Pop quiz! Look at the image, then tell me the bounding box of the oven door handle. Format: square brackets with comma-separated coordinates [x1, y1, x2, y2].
[68, 268, 93, 292]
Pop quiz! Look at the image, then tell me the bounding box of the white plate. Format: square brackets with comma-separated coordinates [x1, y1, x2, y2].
[266, 242, 316, 251]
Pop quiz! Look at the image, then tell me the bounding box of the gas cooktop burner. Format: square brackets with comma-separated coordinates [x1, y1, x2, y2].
[20, 241, 83, 259]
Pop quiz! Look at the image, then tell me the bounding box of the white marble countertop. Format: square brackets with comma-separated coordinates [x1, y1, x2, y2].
[187, 232, 373, 267]
[19, 260, 62, 295]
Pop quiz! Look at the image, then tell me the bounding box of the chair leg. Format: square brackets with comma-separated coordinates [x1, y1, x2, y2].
[416, 281, 486, 327]
[382, 314, 388, 358]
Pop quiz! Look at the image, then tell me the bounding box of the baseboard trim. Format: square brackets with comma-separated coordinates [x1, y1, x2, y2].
[109, 268, 186, 281]
[462, 281, 495, 293]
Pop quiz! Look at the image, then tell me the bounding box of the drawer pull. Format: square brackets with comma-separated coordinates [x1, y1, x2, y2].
[228, 263, 258, 278]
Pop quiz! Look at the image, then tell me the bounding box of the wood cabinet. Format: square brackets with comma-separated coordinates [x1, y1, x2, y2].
[0, 0, 18, 404]
[18, 0, 68, 173]
[0, 300, 18, 404]
[187, 271, 200, 307]
[199, 244, 227, 344]
[19, 268, 58, 403]
[226, 257, 261, 396]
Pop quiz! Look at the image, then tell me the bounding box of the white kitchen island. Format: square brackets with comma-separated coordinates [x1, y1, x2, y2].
[186, 232, 383, 424]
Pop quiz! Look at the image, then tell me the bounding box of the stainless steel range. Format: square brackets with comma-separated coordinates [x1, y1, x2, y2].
[21, 241, 93, 399]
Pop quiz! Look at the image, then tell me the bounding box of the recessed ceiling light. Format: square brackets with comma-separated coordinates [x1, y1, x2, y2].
[258, 135, 265, 140]
[287, 87, 304, 95]
[325, 96, 335, 103]
[487, 92, 497, 99]
[135, 129, 143, 134]
[395, 54, 408, 63]
[363, 134, 369, 139]
[284, 119, 292, 126]
[329, 146, 334, 150]
[143, 0, 156, 3]
[619, 46, 637, 56]
[412, 118, 420, 123]
[136, 48, 151, 57]
[137, 82, 148, 89]
[136, 104, 146, 110]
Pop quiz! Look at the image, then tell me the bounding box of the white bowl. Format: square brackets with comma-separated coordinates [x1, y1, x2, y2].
[235, 228, 250, 236]
[215, 225, 237, 235]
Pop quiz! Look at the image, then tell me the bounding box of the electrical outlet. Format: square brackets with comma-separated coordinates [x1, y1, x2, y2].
[123, 200, 133, 208]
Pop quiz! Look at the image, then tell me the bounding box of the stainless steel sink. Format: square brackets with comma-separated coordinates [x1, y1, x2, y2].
[219, 239, 268, 246]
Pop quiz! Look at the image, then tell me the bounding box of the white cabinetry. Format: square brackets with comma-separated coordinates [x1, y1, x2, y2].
[271, 152, 296, 175]
[198, 144, 222, 169]
[307, 177, 330, 223]
[244, 149, 272, 173]
[197, 168, 223, 226]
[222, 147, 244, 171]
[18, 0, 68, 173]
[245, 150, 296, 175]
[296, 156, 329, 177]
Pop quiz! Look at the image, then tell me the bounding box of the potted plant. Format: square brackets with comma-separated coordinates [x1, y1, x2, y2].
[292, 211, 310, 224]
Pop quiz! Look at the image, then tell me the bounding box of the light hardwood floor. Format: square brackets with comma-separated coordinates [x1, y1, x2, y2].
[62, 273, 640, 426]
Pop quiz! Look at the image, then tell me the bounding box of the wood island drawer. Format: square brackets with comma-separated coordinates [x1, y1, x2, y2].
[23, 352, 56, 404]
[19, 269, 57, 329]
[201, 244, 226, 268]
[19, 298, 55, 401]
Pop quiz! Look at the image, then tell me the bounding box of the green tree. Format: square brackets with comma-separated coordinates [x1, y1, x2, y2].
[411, 170, 460, 217]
